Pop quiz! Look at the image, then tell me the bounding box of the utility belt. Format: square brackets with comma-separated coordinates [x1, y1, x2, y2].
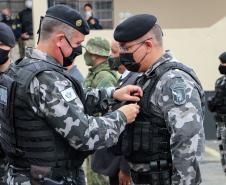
[8, 165, 80, 185]
[130, 160, 172, 185]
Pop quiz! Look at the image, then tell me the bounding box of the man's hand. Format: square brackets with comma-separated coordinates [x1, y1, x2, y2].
[118, 170, 132, 185]
[113, 85, 143, 102]
[118, 103, 140, 123]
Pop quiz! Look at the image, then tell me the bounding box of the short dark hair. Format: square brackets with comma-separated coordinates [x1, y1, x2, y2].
[84, 3, 93, 9]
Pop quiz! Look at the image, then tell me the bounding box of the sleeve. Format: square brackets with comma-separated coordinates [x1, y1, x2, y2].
[119, 156, 131, 174]
[29, 71, 127, 151]
[156, 72, 205, 185]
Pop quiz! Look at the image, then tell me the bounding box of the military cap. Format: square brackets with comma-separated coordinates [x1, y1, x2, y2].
[219, 52, 226, 63]
[45, 5, 90, 35]
[114, 14, 157, 42]
[0, 22, 16, 47]
[85, 37, 110, 57]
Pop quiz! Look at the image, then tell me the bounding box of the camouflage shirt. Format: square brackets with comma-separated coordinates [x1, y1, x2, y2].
[24, 48, 127, 151]
[84, 61, 118, 88]
[130, 51, 205, 185]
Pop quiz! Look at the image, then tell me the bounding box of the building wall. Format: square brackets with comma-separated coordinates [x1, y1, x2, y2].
[32, 0, 226, 91]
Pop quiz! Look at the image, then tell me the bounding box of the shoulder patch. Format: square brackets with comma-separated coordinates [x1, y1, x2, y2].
[61, 87, 77, 102]
[0, 85, 7, 105]
[170, 78, 186, 105]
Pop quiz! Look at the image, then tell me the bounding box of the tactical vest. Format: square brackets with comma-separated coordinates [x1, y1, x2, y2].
[111, 61, 205, 184]
[0, 58, 91, 170]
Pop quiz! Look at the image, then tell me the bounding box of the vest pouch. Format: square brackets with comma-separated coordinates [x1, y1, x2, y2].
[121, 124, 133, 156]
[0, 74, 18, 157]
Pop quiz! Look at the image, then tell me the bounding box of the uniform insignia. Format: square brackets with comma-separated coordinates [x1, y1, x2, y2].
[61, 87, 77, 102]
[170, 79, 186, 105]
[76, 19, 82, 27]
[0, 85, 7, 105]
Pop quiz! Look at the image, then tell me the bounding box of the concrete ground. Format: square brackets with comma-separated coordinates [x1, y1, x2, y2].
[200, 140, 225, 185]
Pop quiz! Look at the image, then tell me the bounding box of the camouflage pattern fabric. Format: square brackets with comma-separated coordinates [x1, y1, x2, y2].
[85, 37, 110, 57]
[84, 61, 118, 89]
[4, 48, 127, 185]
[129, 51, 205, 185]
[84, 58, 118, 185]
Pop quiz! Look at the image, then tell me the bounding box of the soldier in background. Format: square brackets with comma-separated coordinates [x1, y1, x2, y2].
[83, 3, 102, 30]
[83, 37, 118, 185]
[208, 52, 226, 175]
[84, 37, 118, 89]
[0, 5, 141, 185]
[18, 0, 33, 57]
[113, 14, 205, 185]
[1, 8, 22, 61]
[0, 22, 16, 184]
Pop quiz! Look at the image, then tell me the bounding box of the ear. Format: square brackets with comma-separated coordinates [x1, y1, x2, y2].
[145, 39, 153, 52]
[55, 33, 65, 48]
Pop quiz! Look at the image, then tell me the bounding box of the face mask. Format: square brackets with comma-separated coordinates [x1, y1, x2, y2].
[85, 11, 92, 18]
[2, 14, 11, 21]
[0, 48, 10, 65]
[219, 64, 226, 74]
[108, 56, 121, 71]
[59, 36, 83, 67]
[25, 0, 32, 9]
[119, 42, 148, 72]
[84, 52, 93, 66]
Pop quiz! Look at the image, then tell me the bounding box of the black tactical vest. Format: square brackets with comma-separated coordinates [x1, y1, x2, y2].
[0, 58, 91, 169]
[111, 60, 205, 184]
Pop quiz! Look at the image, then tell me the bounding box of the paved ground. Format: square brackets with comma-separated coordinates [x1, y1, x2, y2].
[200, 140, 225, 185]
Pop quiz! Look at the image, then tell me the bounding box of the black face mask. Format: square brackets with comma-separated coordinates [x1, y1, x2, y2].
[108, 56, 121, 71]
[219, 64, 226, 74]
[120, 43, 147, 72]
[59, 36, 83, 67]
[0, 48, 10, 65]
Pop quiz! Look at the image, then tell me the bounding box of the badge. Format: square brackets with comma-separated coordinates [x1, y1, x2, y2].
[61, 87, 77, 102]
[76, 19, 82, 27]
[170, 80, 186, 105]
[0, 85, 7, 105]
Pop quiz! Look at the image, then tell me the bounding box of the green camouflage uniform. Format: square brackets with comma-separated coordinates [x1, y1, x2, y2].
[83, 37, 118, 185]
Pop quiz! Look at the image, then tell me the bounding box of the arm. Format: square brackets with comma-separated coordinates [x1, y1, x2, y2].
[29, 71, 127, 151]
[157, 72, 204, 185]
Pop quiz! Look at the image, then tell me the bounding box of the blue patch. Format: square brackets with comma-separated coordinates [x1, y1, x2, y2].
[170, 80, 186, 105]
[0, 85, 7, 105]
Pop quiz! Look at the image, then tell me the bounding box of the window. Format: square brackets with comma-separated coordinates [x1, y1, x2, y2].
[48, 0, 113, 29]
[0, 0, 25, 14]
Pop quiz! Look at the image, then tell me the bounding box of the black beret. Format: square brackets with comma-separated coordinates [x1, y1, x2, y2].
[0, 22, 16, 47]
[219, 52, 226, 63]
[46, 5, 90, 35]
[114, 14, 157, 42]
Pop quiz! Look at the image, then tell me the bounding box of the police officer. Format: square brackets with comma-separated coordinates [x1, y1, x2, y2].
[0, 22, 16, 184]
[0, 22, 16, 72]
[208, 52, 226, 175]
[0, 5, 141, 185]
[1, 8, 22, 61]
[84, 37, 118, 89]
[112, 14, 205, 185]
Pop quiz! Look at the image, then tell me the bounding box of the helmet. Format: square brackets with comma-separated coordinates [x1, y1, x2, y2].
[85, 37, 110, 57]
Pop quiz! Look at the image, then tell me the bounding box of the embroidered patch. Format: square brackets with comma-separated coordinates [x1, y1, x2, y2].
[61, 87, 77, 102]
[170, 79, 186, 105]
[0, 85, 7, 105]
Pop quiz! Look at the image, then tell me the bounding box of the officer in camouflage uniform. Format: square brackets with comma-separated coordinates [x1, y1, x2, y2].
[83, 37, 118, 185]
[112, 14, 205, 185]
[0, 5, 141, 185]
[208, 52, 226, 175]
[83, 37, 118, 89]
[0, 22, 16, 185]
